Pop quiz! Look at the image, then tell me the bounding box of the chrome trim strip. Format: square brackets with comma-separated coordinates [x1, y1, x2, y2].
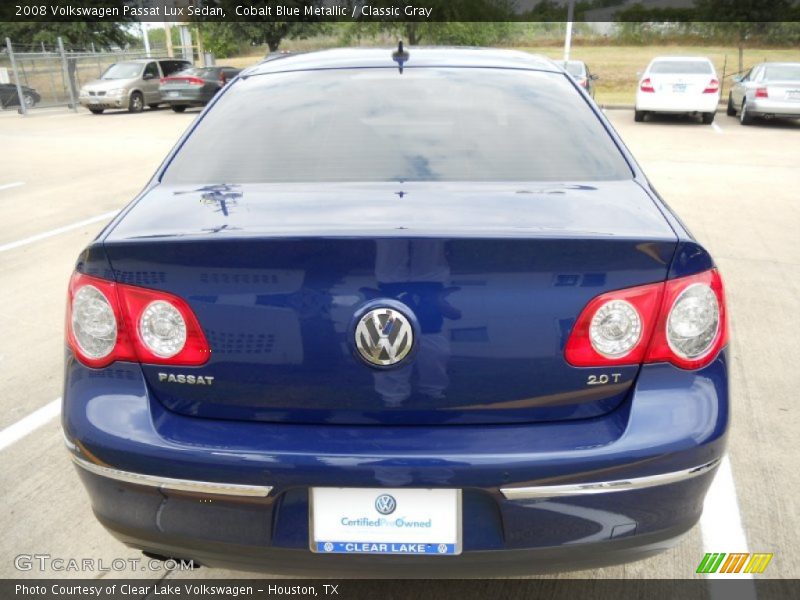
[500, 458, 721, 501]
[70, 454, 272, 498]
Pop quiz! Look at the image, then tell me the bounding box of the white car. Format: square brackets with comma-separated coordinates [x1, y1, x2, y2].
[635, 57, 720, 124]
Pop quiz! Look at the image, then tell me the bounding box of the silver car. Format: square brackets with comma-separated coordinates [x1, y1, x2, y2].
[79, 58, 191, 114]
[727, 62, 800, 125]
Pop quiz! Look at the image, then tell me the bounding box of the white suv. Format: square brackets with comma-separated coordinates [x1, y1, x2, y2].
[635, 57, 720, 124]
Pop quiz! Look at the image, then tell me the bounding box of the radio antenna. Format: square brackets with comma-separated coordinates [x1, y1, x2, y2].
[392, 40, 409, 74]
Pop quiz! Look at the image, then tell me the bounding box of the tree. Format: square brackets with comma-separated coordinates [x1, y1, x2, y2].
[694, 1, 795, 72]
[195, 1, 325, 54]
[0, 22, 133, 50]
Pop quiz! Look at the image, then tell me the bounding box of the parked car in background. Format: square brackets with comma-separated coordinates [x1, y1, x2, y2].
[727, 62, 800, 125]
[64, 48, 728, 576]
[79, 58, 191, 114]
[635, 57, 720, 124]
[562, 60, 598, 98]
[159, 66, 241, 112]
[0, 83, 40, 110]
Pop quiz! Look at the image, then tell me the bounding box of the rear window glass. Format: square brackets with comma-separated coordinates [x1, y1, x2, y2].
[564, 62, 585, 77]
[649, 60, 712, 75]
[162, 68, 631, 184]
[175, 68, 216, 78]
[763, 65, 800, 81]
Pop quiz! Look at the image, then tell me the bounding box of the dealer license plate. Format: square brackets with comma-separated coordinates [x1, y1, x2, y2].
[310, 488, 461, 555]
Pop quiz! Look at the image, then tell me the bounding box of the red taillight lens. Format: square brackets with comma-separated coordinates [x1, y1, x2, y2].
[565, 269, 727, 370]
[640, 78, 655, 93]
[188, 77, 204, 86]
[645, 269, 727, 370]
[755, 87, 768, 99]
[565, 282, 664, 367]
[66, 272, 210, 368]
[703, 78, 720, 93]
[159, 77, 166, 85]
[578, 78, 587, 87]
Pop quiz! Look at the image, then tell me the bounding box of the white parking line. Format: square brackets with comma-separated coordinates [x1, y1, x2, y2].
[700, 455, 756, 592]
[0, 181, 25, 191]
[0, 398, 61, 452]
[711, 122, 724, 134]
[0, 210, 118, 254]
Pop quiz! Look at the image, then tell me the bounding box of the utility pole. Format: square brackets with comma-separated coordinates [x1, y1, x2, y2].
[165, 22, 174, 58]
[142, 23, 151, 57]
[563, 0, 575, 64]
[5, 37, 27, 115]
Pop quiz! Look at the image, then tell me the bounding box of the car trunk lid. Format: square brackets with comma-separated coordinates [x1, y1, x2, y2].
[102, 181, 677, 425]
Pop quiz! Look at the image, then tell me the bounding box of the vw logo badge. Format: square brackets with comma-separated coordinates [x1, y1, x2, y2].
[374, 494, 397, 515]
[355, 307, 414, 367]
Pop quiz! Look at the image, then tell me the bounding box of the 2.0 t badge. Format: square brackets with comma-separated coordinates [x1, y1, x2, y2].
[354, 307, 414, 367]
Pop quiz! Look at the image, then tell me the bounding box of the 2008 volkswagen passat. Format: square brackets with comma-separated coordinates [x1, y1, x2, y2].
[63, 48, 728, 576]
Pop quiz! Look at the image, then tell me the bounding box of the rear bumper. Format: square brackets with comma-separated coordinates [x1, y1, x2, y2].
[747, 98, 800, 117]
[63, 350, 729, 575]
[636, 92, 719, 114]
[160, 89, 212, 106]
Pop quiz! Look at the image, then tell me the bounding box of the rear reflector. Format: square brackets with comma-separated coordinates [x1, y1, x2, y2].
[640, 78, 655, 93]
[66, 272, 210, 368]
[566, 269, 727, 370]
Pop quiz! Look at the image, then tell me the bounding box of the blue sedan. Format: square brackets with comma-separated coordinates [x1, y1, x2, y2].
[63, 47, 728, 575]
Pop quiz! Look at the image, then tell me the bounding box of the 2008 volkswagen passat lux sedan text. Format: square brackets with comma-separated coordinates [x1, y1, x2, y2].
[63, 48, 729, 576]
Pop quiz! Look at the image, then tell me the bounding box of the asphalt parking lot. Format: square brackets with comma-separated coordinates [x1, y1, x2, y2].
[0, 105, 798, 582]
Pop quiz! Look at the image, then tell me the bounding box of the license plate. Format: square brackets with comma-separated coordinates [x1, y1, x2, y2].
[672, 83, 687, 93]
[787, 90, 800, 101]
[168, 91, 179, 98]
[89, 99, 99, 104]
[310, 488, 461, 555]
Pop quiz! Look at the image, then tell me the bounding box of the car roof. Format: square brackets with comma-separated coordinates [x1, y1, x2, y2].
[649, 56, 713, 63]
[115, 58, 189, 64]
[242, 47, 560, 77]
[757, 62, 800, 67]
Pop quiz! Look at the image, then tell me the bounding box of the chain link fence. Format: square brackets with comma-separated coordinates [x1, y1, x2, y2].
[1, 38, 171, 114]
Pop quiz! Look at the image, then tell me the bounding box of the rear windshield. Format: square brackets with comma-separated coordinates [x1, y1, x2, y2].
[162, 68, 631, 184]
[649, 60, 712, 75]
[101, 62, 142, 80]
[175, 67, 217, 78]
[763, 65, 800, 81]
[564, 62, 586, 77]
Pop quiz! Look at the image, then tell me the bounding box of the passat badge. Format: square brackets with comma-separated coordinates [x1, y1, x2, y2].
[158, 373, 215, 386]
[354, 308, 414, 367]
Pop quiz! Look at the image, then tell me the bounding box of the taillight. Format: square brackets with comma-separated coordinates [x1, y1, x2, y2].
[565, 269, 727, 370]
[187, 77, 204, 86]
[640, 78, 655, 93]
[159, 77, 166, 85]
[66, 272, 210, 368]
[578, 78, 587, 87]
[565, 282, 663, 367]
[703, 78, 720, 93]
[755, 87, 768, 99]
[645, 269, 727, 370]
